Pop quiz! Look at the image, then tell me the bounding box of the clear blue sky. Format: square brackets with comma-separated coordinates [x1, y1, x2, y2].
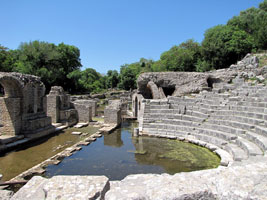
[0, 0, 263, 74]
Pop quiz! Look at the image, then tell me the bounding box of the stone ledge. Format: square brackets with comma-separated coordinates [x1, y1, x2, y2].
[105, 160, 267, 200]
[9, 160, 267, 200]
[10, 176, 109, 200]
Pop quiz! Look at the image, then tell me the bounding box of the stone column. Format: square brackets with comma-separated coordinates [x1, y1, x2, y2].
[46, 95, 59, 123]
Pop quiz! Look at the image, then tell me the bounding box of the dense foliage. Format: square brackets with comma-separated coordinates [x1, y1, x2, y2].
[0, 1, 266, 93]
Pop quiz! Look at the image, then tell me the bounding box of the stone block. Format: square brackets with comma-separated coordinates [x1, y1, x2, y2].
[11, 176, 110, 200]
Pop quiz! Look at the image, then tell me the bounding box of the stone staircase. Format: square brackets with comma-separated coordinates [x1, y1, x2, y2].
[142, 83, 267, 164]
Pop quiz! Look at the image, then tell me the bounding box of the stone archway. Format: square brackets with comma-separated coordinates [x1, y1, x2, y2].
[0, 75, 23, 136]
[0, 72, 54, 138]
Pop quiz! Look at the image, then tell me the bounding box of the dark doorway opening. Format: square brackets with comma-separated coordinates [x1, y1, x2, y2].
[134, 97, 138, 118]
[207, 77, 214, 89]
[0, 84, 4, 97]
[162, 87, 175, 97]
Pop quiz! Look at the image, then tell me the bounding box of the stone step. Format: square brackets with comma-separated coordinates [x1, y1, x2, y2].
[197, 103, 224, 110]
[161, 119, 200, 127]
[241, 97, 267, 103]
[192, 106, 214, 115]
[207, 119, 255, 132]
[202, 123, 245, 135]
[235, 137, 263, 156]
[149, 100, 162, 105]
[189, 133, 247, 161]
[236, 101, 267, 108]
[216, 109, 267, 121]
[186, 110, 210, 119]
[187, 133, 228, 147]
[245, 131, 267, 151]
[195, 128, 237, 141]
[196, 125, 263, 157]
[211, 115, 264, 126]
[149, 105, 170, 110]
[254, 126, 267, 137]
[157, 128, 189, 137]
[224, 143, 248, 161]
[145, 112, 204, 123]
[149, 109, 173, 114]
[143, 122, 197, 132]
[229, 105, 265, 113]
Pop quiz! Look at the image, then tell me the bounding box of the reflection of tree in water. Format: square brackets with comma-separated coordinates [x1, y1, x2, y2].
[104, 131, 123, 147]
[132, 136, 220, 174]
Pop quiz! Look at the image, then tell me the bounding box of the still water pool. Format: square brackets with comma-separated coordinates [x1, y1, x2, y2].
[45, 121, 220, 180]
[0, 126, 99, 181]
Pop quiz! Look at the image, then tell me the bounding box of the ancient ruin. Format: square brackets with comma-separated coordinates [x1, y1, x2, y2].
[0, 73, 54, 144]
[2, 54, 267, 199]
[104, 100, 122, 125]
[47, 86, 78, 126]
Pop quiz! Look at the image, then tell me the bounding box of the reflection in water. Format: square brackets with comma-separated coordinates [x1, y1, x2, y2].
[0, 126, 99, 181]
[45, 121, 220, 180]
[104, 131, 123, 147]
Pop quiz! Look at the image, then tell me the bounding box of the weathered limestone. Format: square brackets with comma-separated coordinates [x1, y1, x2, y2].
[11, 176, 110, 200]
[137, 54, 266, 100]
[73, 99, 97, 117]
[73, 102, 92, 123]
[46, 86, 78, 126]
[138, 72, 212, 98]
[0, 72, 54, 138]
[105, 160, 267, 200]
[0, 190, 13, 200]
[104, 100, 122, 125]
[10, 159, 267, 200]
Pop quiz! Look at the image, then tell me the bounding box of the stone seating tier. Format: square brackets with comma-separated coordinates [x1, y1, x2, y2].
[141, 83, 267, 164]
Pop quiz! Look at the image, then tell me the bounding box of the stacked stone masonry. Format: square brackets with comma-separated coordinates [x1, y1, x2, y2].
[47, 86, 78, 126]
[141, 82, 267, 164]
[0, 72, 54, 140]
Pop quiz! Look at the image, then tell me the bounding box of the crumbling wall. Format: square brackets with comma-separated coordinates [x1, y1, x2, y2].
[0, 72, 53, 136]
[73, 100, 97, 117]
[46, 86, 78, 126]
[73, 102, 92, 123]
[104, 100, 122, 125]
[137, 54, 266, 99]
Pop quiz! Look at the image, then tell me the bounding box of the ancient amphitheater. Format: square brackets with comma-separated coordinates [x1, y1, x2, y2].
[4, 54, 267, 200]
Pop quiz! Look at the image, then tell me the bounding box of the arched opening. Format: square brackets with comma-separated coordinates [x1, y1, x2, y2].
[207, 77, 214, 89]
[162, 87, 175, 97]
[135, 97, 138, 118]
[0, 76, 23, 136]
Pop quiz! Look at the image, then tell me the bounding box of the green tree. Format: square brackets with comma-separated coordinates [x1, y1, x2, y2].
[160, 39, 201, 71]
[12, 41, 81, 92]
[118, 65, 138, 90]
[201, 25, 254, 70]
[106, 70, 119, 88]
[0, 45, 15, 72]
[227, 1, 267, 50]
[67, 68, 105, 94]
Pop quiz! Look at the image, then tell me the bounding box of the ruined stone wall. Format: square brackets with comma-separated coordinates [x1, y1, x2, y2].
[137, 54, 265, 100]
[73, 100, 97, 117]
[0, 72, 53, 136]
[46, 86, 78, 126]
[73, 102, 92, 123]
[104, 100, 122, 125]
